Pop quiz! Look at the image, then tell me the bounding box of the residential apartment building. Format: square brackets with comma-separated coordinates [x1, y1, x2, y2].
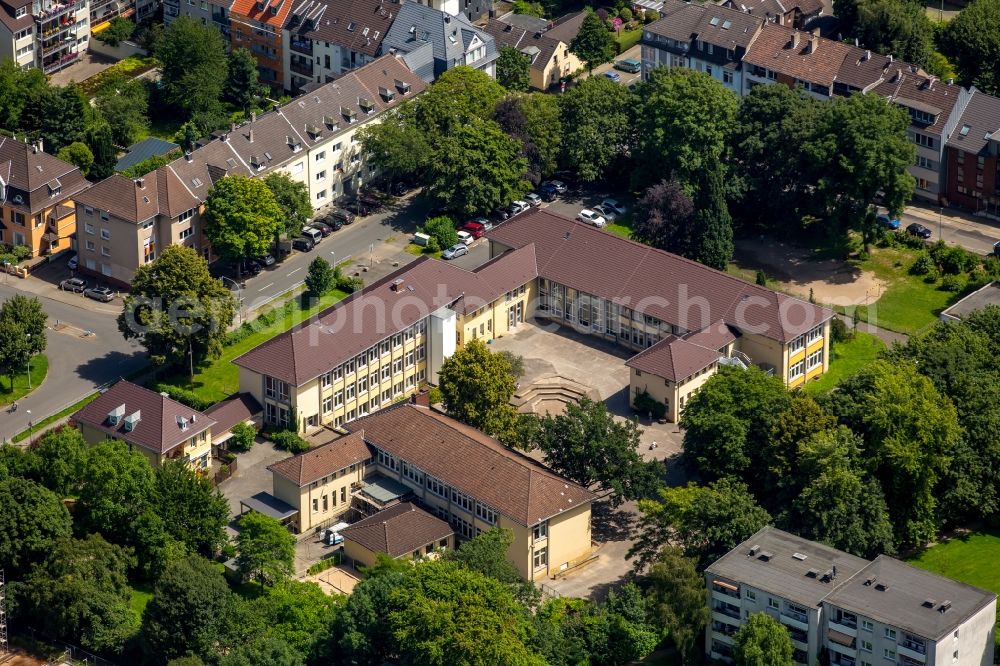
[381, 2, 496, 84]
[231, 0, 293, 89]
[72, 380, 216, 470]
[742, 23, 852, 99]
[640, 1, 764, 95]
[234, 209, 832, 433]
[483, 11, 585, 91]
[942, 88, 1000, 217]
[73, 55, 425, 285]
[0, 0, 90, 73]
[0, 136, 89, 257]
[164, 0, 231, 36]
[705, 527, 997, 666]
[720, 0, 823, 29]
[281, 0, 395, 94]
[89, 0, 133, 37]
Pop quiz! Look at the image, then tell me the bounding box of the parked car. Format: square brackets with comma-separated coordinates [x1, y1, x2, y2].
[84, 286, 114, 302]
[877, 214, 901, 230]
[469, 217, 493, 231]
[312, 222, 333, 237]
[301, 226, 324, 244]
[315, 218, 341, 234]
[615, 58, 641, 73]
[524, 193, 543, 207]
[492, 207, 511, 221]
[390, 181, 408, 196]
[457, 230, 474, 245]
[592, 204, 618, 222]
[239, 258, 262, 276]
[292, 237, 315, 252]
[509, 200, 530, 216]
[442, 243, 469, 260]
[59, 277, 86, 293]
[461, 221, 487, 239]
[906, 222, 932, 239]
[67, 253, 78, 270]
[538, 184, 557, 202]
[604, 70, 622, 82]
[577, 209, 607, 227]
[256, 253, 276, 267]
[601, 198, 627, 216]
[994, 241, 1000, 258]
[546, 178, 569, 193]
[328, 208, 355, 225]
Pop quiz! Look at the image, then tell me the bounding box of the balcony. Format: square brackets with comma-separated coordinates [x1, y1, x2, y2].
[780, 610, 809, 632]
[713, 603, 740, 620]
[290, 38, 312, 55]
[290, 60, 313, 76]
[34, 0, 78, 21]
[897, 641, 927, 662]
[41, 49, 78, 73]
[828, 619, 858, 637]
[829, 653, 856, 666]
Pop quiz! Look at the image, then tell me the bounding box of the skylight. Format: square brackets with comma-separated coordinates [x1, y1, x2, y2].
[960, 124, 971, 136]
[709, 16, 720, 25]
[722, 20, 732, 29]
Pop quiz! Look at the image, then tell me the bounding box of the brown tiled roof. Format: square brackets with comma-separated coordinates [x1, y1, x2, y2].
[626, 335, 721, 382]
[872, 66, 963, 137]
[0, 0, 32, 32]
[267, 430, 371, 486]
[489, 209, 831, 343]
[234, 246, 537, 386]
[74, 174, 160, 223]
[644, 4, 707, 43]
[284, 0, 395, 56]
[339, 502, 453, 557]
[743, 23, 854, 87]
[691, 5, 764, 50]
[482, 18, 559, 72]
[349, 404, 596, 526]
[0, 136, 89, 215]
[72, 380, 215, 455]
[945, 88, 1000, 154]
[204, 393, 262, 434]
[835, 47, 893, 92]
[683, 319, 738, 349]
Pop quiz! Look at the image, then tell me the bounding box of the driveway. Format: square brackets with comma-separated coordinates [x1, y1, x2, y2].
[577, 44, 642, 87]
[218, 438, 288, 533]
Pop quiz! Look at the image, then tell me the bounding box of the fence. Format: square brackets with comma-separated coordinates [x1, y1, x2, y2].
[212, 452, 237, 485]
[14, 626, 117, 666]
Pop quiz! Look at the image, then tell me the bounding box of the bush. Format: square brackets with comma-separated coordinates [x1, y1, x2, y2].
[427, 387, 443, 405]
[895, 231, 928, 250]
[12, 245, 31, 261]
[96, 17, 135, 46]
[228, 422, 257, 453]
[151, 383, 215, 411]
[940, 274, 966, 292]
[426, 236, 440, 253]
[930, 242, 976, 276]
[619, 7, 633, 21]
[422, 216, 458, 250]
[755, 270, 767, 286]
[644, 8, 659, 21]
[306, 553, 341, 575]
[633, 389, 666, 420]
[909, 252, 935, 276]
[269, 429, 309, 454]
[830, 317, 852, 343]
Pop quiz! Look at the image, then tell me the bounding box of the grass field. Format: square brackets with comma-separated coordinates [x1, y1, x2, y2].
[907, 529, 1000, 651]
[0, 354, 48, 407]
[614, 28, 642, 53]
[130, 581, 154, 616]
[803, 331, 884, 394]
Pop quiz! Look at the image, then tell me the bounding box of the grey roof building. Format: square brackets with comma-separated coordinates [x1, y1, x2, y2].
[114, 137, 181, 173]
[381, 1, 497, 82]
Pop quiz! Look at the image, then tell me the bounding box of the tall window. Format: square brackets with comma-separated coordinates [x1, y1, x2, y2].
[265, 376, 289, 400]
[533, 546, 548, 569]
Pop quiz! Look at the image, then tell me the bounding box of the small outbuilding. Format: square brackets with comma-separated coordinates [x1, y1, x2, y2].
[339, 502, 454, 568]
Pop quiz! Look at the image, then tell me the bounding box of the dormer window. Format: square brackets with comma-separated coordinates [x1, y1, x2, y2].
[379, 86, 394, 102]
[107, 404, 126, 426]
[395, 79, 410, 95]
[306, 124, 322, 139]
[347, 21, 355, 30]
[323, 115, 340, 130]
[287, 136, 302, 152]
[358, 97, 374, 113]
[342, 106, 357, 122]
[250, 154, 265, 170]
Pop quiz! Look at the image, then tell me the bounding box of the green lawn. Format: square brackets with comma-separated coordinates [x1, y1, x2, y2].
[614, 28, 642, 53]
[405, 243, 442, 259]
[158, 289, 347, 404]
[130, 581, 154, 616]
[802, 332, 884, 395]
[907, 529, 1000, 652]
[0, 354, 48, 407]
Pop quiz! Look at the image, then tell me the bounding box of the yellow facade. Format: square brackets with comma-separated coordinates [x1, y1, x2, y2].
[272, 461, 367, 534]
[2, 199, 78, 257]
[343, 532, 455, 569]
[77, 422, 213, 470]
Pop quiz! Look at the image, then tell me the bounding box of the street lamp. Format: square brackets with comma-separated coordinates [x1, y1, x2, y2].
[220, 276, 244, 325]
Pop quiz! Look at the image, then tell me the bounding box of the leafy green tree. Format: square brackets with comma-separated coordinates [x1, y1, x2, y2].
[236, 511, 296, 590]
[632, 178, 695, 253]
[0, 443, 40, 481]
[219, 638, 304, 666]
[18, 535, 138, 654]
[305, 257, 336, 297]
[95, 72, 150, 147]
[826, 359, 959, 546]
[0, 323, 31, 392]
[225, 47, 264, 110]
[559, 77, 635, 181]
[642, 547, 708, 662]
[438, 339, 523, 445]
[0, 294, 46, 390]
[228, 421, 257, 453]
[96, 16, 135, 45]
[634, 68, 738, 190]
[570, 11, 615, 72]
[690, 154, 734, 270]
[497, 46, 531, 91]
[132, 508, 189, 579]
[0, 59, 48, 129]
[358, 104, 432, 186]
[939, 0, 1000, 94]
[534, 397, 661, 506]
[427, 116, 529, 216]
[204, 175, 286, 275]
[423, 215, 459, 249]
[141, 555, 235, 664]
[854, 0, 935, 68]
[734, 613, 794, 666]
[77, 438, 155, 544]
[56, 141, 95, 176]
[415, 66, 507, 137]
[445, 527, 522, 584]
[156, 16, 228, 118]
[33, 425, 90, 497]
[155, 460, 230, 556]
[250, 581, 341, 659]
[493, 94, 563, 184]
[22, 85, 90, 153]
[0, 477, 72, 576]
[630, 478, 771, 569]
[86, 119, 117, 179]
[763, 395, 837, 503]
[118, 244, 236, 371]
[263, 172, 313, 238]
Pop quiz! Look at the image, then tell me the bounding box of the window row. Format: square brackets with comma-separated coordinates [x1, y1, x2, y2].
[321, 332, 426, 384]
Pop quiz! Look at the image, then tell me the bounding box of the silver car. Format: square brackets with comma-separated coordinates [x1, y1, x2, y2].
[442, 244, 469, 260]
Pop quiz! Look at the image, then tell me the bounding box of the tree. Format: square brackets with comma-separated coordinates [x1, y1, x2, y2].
[18, 535, 138, 654]
[422, 215, 459, 249]
[236, 511, 296, 590]
[219, 638, 304, 666]
[21, 85, 90, 153]
[630, 478, 771, 569]
[733, 613, 794, 666]
[228, 422, 257, 453]
[559, 77, 635, 182]
[0, 323, 31, 392]
[641, 547, 708, 663]
[763, 395, 837, 504]
[826, 360, 959, 546]
[155, 460, 230, 556]
[632, 178, 695, 253]
[426, 116, 529, 216]
[95, 72, 149, 147]
[118, 244, 236, 371]
[0, 477, 72, 577]
[86, 119, 117, 180]
[570, 11, 615, 72]
[444, 528, 523, 585]
[33, 425, 90, 497]
[853, 0, 935, 68]
[534, 397, 661, 506]
[305, 257, 336, 297]
[224, 47, 264, 110]
[141, 555, 235, 664]
[56, 142, 95, 176]
[415, 66, 507, 137]
[939, 0, 1000, 94]
[634, 68, 738, 190]
[96, 16, 135, 45]
[497, 46, 531, 91]
[689, 155, 733, 269]
[358, 105, 432, 186]
[493, 94, 563, 184]
[77, 438, 155, 544]
[263, 172, 313, 238]
[0, 294, 46, 390]
[250, 581, 341, 659]
[437, 339, 523, 444]
[204, 175, 286, 275]
[0, 59, 48, 129]
[156, 16, 228, 118]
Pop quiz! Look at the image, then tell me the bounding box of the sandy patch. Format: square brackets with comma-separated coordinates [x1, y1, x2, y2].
[302, 564, 360, 595]
[733, 239, 883, 308]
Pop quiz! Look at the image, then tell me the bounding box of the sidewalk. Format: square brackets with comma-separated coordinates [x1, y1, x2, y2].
[906, 203, 1000, 233]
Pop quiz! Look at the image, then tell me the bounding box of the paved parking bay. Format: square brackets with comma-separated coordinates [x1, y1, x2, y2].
[218, 438, 288, 534]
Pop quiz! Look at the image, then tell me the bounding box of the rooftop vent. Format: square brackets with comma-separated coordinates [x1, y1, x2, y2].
[758, 551, 773, 562]
[123, 410, 141, 432]
[748, 545, 761, 558]
[792, 552, 807, 561]
[391, 278, 405, 292]
[864, 575, 877, 586]
[821, 569, 834, 583]
[939, 600, 952, 613]
[250, 154, 265, 170]
[922, 599, 936, 608]
[107, 404, 126, 426]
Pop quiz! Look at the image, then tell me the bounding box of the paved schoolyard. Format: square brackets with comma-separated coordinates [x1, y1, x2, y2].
[218, 438, 287, 533]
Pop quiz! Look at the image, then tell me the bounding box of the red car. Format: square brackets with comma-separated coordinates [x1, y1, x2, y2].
[461, 221, 487, 239]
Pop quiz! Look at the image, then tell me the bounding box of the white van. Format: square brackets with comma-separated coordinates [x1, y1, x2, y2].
[301, 226, 323, 245]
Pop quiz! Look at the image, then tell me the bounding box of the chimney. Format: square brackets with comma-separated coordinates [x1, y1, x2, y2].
[250, 111, 256, 122]
[136, 177, 145, 189]
[444, 13, 450, 21]
[789, 30, 800, 48]
[249, 128, 254, 143]
[864, 49, 870, 61]
[230, 122, 236, 132]
[807, 32, 818, 53]
[185, 152, 193, 162]
[410, 391, 430, 406]
[888, 54, 893, 62]
[948, 77, 954, 85]
[36, 138, 43, 153]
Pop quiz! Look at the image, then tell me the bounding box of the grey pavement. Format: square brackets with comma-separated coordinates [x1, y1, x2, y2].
[577, 44, 642, 87]
[47, 51, 117, 86]
[901, 204, 1000, 256]
[218, 438, 287, 534]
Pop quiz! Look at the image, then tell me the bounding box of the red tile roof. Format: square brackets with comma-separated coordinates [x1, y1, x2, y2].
[339, 502, 453, 557]
[267, 430, 371, 486]
[72, 381, 215, 455]
[231, 0, 292, 27]
[349, 404, 596, 526]
[284, 0, 396, 56]
[743, 23, 854, 87]
[626, 335, 721, 382]
[872, 66, 963, 137]
[204, 393, 262, 434]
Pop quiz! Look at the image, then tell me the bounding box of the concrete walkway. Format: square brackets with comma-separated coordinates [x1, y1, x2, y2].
[836, 313, 909, 347]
